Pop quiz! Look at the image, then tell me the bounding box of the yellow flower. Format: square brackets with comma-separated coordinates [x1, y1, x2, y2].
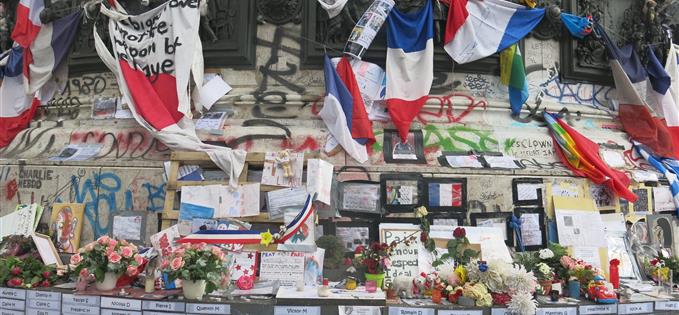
[415, 206, 429, 218]
[260, 230, 274, 246]
[455, 265, 467, 285]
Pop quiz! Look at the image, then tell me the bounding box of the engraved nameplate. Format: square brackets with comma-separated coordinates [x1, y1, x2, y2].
[62, 294, 100, 307]
[0, 289, 25, 300]
[141, 301, 185, 312]
[0, 299, 25, 311]
[185, 303, 231, 314]
[26, 291, 60, 302]
[100, 298, 142, 311]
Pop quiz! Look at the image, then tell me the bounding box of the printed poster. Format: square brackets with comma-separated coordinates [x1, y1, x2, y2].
[49, 203, 85, 253]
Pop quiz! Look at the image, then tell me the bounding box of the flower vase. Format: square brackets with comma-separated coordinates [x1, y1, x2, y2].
[364, 273, 385, 290]
[568, 280, 580, 299]
[431, 289, 442, 304]
[182, 279, 207, 300]
[95, 272, 120, 291]
[539, 280, 552, 295]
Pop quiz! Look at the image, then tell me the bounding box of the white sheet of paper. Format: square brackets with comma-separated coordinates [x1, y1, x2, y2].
[0, 205, 37, 239]
[445, 155, 484, 168]
[199, 75, 232, 110]
[428, 226, 512, 263]
[195, 112, 227, 130]
[476, 218, 508, 241]
[112, 215, 143, 241]
[179, 185, 222, 220]
[32, 235, 60, 266]
[278, 208, 316, 252]
[517, 183, 542, 201]
[306, 159, 333, 205]
[484, 155, 519, 169]
[266, 187, 308, 220]
[552, 183, 581, 198]
[555, 209, 607, 248]
[259, 251, 306, 286]
[520, 213, 543, 247]
[230, 251, 258, 280]
[601, 150, 626, 168]
[49, 144, 103, 161]
[601, 213, 627, 233]
[571, 246, 602, 271]
[214, 183, 261, 218]
[653, 186, 675, 212]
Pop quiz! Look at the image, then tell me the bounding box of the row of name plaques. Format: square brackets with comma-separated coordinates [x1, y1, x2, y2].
[2, 288, 679, 315]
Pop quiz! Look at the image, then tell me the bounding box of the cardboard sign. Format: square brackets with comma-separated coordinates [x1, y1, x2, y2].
[259, 251, 305, 286]
[379, 224, 421, 281]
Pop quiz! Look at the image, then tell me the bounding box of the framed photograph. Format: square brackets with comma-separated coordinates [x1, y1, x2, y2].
[424, 178, 467, 212]
[512, 178, 544, 207]
[323, 220, 378, 253]
[383, 129, 426, 164]
[110, 212, 147, 245]
[589, 183, 621, 212]
[32, 233, 64, 268]
[380, 173, 424, 213]
[49, 203, 85, 253]
[513, 208, 547, 251]
[337, 181, 381, 217]
[470, 212, 513, 247]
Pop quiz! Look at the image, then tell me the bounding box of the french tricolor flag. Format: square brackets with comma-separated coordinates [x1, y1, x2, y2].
[646, 46, 679, 158]
[385, 0, 433, 142]
[443, 0, 544, 64]
[320, 55, 369, 163]
[0, 47, 40, 148]
[11, 0, 44, 49]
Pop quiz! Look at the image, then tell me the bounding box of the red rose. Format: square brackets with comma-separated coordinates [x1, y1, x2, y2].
[420, 232, 428, 242]
[42, 271, 51, 278]
[371, 242, 381, 251]
[7, 278, 22, 287]
[651, 258, 659, 266]
[40, 280, 50, 287]
[381, 243, 389, 250]
[355, 246, 365, 254]
[10, 267, 21, 276]
[344, 258, 353, 266]
[453, 227, 466, 238]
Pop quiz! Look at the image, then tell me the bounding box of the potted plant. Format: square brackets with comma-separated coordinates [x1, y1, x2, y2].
[316, 235, 346, 281]
[353, 242, 393, 289]
[160, 243, 229, 300]
[535, 262, 553, 295]
[71, 236, 144, 291]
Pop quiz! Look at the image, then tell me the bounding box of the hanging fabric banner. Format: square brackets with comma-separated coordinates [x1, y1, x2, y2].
[95, 0, 245, 185]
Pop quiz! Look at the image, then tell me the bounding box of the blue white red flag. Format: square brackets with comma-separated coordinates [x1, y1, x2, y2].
[385, 0, 433, 142]
[320, 55, 369, 163]
[646, 46, 679, 158]
[0, 47, 39, 148]
[443, 0, 544, 64]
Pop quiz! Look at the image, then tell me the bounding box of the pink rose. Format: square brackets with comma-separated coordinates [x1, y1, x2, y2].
[108, 239, 118, 247]
[236, 275, 254, 290]
[126, 265, 139, 277]
[211, 247, 223, 257]
[97, 236, 110, 245]
[108, 252, 122, 264]
[194, 242, 206, 250]
[79, 268, 90, 278]
[70, 253, 83, 265]
[121, 246, 134, 258]
[174, 248, 186, 256]
[161, 259, 170, 269]
[170, 257, 184, 271]
[134, 254, 145, 265]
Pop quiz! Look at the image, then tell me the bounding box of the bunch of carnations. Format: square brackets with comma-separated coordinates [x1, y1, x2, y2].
[70, 236, 145, 282]
[0, 256, 57, 288]
[160, 243, 230, 294]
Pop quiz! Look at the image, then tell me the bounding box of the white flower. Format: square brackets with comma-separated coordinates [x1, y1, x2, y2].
[539, 249, 554, 259]
[508, 291, 538, 315]
[446, 285, 453, 291]
[466, 260, 509, 293]
[415, 206, 428, 218]
[504, 264, 537, 294]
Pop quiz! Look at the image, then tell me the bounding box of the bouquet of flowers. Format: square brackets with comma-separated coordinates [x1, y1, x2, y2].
[465, 260, 538, 314]
[353, 242, 397, 275]
[560, 255, 599, 285]
[71, 236, 145, 282]
[160, 243, 230, 294]
[644, 253, 679, 283]
[0, 256, 58, 288]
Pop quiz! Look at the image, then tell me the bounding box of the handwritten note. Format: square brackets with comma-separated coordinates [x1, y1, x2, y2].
[259, 252, 305, 286]
[214, 183, 260, 218]
[0, 204, 37, 239]
[266, 187, 308, 220]
[305, 159, 333, 205]
[379, 224, 421, 281]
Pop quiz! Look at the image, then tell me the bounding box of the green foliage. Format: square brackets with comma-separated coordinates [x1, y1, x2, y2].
[316, 235, 346, 269]
[0, 256, 57, 288]
[433, 235, 479, 267]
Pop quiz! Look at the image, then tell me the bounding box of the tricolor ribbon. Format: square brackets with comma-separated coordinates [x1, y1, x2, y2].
[510, 214, 524, 252]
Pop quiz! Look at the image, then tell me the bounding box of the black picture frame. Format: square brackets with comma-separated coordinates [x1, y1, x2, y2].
[383, 130, 427, 164]
[512, 178, 544, 207]
[337, 180, 382, 218]
[430, 213, 466, 226]
[470, 212, 514, 247]
[380, 173, 424, 213]
[437, 151, 485, 169]
[321, 220, 379, 253]
[423, 178, 467, 213]
[513, 207, 547, 251]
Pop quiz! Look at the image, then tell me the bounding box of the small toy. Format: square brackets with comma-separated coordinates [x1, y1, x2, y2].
[584, 275, 618, 304]
[392, 276, 417, 298]
[275, 150, 294, 178]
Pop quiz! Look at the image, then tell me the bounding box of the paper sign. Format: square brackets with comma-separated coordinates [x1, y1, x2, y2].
[579, 304, 617, 314]
[261, 151, 304, 188]
[49, 144, 103, 161]
[0, 288, 25, 300]
[388, 307, 435, 315]
[100, 309, 141, 315]
[491, 309, 511, 315]
[520, 213, 543, 247]
[617, 302, 654, 314]
[278, 209, 316, 252]
[337, 306, 381, 315]
[306, 159, 333, 205]
[655, 301, 679, 310]
[62, 304, 100, 314]
[26, 291, 60, 301]
[112, 214, 143, 241]
[179, 185, 221, 220]
[572, 246, 603, 271]
[274, 306, 320, 315]
[653, 186, 675, 212]
[141, 301, 185, 312]
[185, 303, 231, 314]
[484, 155, 520, 169]
[26, 309, 59, 315]
[32, 234, 63, 267]
[199, 75, 232, 110]
[536, 308, 577, 315]
[379, 224, 421, 280]
[0, 299, 25, 311]
[517, 183, 542, 201]
[343, 0, 394, 59]
[195, 112, 228, 130]
[0, 204, 37, 239]
[150, 225, 180, 257]
[259, 252, 305, 286]
[266, 187, 308, 220]
[27, 299, 59, 310]
[229, 251, 258, 281]
[215, 183, 261, 218]
[62, 294, 100, 306]
[3, 309, 24, 315]
[554, 198, 607, 248]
